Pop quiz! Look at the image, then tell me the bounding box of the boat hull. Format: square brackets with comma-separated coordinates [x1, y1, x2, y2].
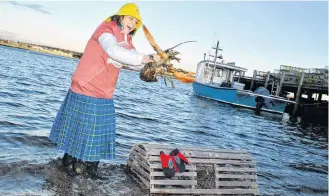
[192, 82, 287, 114]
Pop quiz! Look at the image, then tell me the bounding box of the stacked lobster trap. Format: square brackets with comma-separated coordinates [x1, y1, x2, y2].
[126, 143, 259, 195]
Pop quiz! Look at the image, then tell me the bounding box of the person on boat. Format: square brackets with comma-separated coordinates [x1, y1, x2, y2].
[48, 3, 160, 179]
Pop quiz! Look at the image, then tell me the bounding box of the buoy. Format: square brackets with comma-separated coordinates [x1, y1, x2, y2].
[173, 72, 195, 83]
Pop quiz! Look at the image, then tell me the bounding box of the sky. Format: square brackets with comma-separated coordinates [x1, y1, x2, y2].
[0, 1, 328, 75]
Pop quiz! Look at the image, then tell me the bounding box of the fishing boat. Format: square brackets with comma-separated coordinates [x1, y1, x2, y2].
[192, 41, 295, 114]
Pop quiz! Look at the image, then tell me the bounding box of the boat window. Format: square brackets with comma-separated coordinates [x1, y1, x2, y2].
[215, 68, 223, 77]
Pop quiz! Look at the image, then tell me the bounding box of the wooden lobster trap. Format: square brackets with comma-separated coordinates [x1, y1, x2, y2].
[126, 143, 259, 195]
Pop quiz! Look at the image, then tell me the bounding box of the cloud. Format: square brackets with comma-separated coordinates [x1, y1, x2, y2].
[7, 1, 51, 15]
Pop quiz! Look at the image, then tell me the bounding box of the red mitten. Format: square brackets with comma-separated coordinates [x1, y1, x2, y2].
[160, 151, 175, 178]
[170, 148, 189, 173]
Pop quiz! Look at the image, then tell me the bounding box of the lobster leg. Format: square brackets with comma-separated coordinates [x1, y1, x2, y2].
[164, 75, 175, 89]
[163, 76, 168, 87]
[169, 78, 175, 89]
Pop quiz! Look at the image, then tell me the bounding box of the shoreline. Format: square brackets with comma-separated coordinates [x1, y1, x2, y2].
[0, 42, 80, 59]
[0, 40, 195, 77]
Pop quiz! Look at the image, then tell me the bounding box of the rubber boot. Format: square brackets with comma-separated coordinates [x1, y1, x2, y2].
[62, 154, 77, 177]
[73, 159, 87, 175]
[62, 153, 74, 167]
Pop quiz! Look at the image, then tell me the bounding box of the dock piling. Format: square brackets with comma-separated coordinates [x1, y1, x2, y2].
[250, 70, 257, 91]
[264, 71, 270, 89]
[276, 72, 285, 96]
[238, 71, 241, 82]
[318, 93, 322, 101]
[293, 73, 305, 115]
[271, 82, 275, 95]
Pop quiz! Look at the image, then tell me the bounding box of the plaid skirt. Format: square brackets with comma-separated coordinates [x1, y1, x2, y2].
[49, 89, 116, 161]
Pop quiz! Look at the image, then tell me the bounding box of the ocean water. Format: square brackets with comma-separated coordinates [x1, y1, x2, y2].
[0, 45, 327, 196]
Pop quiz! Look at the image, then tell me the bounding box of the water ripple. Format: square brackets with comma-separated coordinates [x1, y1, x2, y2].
[0, 45, 327, 195]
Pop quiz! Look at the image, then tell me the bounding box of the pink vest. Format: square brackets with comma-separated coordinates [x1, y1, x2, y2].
[70, 21, 135, 99]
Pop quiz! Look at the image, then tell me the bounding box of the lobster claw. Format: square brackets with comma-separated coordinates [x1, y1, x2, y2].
[142, 25, 169, 60]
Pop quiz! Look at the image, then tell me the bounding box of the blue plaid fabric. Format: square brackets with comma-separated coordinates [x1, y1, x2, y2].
[49, 89, 116, 161]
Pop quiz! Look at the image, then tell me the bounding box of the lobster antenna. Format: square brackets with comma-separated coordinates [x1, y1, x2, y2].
[166, 40, 197, 51]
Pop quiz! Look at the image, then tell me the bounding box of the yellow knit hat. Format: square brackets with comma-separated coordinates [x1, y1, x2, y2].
[105, 3, 142, 35]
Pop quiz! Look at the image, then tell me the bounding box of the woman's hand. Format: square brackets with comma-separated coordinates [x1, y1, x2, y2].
[142, 54, 161, 64]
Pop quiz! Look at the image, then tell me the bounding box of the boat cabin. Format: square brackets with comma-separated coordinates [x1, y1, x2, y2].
[195, 60, 248, 90]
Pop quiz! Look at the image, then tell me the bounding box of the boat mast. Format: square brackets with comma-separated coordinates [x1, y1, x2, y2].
[210, 41, 222, 84]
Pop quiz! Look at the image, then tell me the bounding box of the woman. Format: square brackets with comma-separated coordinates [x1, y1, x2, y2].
[49, 3, 160, 179]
